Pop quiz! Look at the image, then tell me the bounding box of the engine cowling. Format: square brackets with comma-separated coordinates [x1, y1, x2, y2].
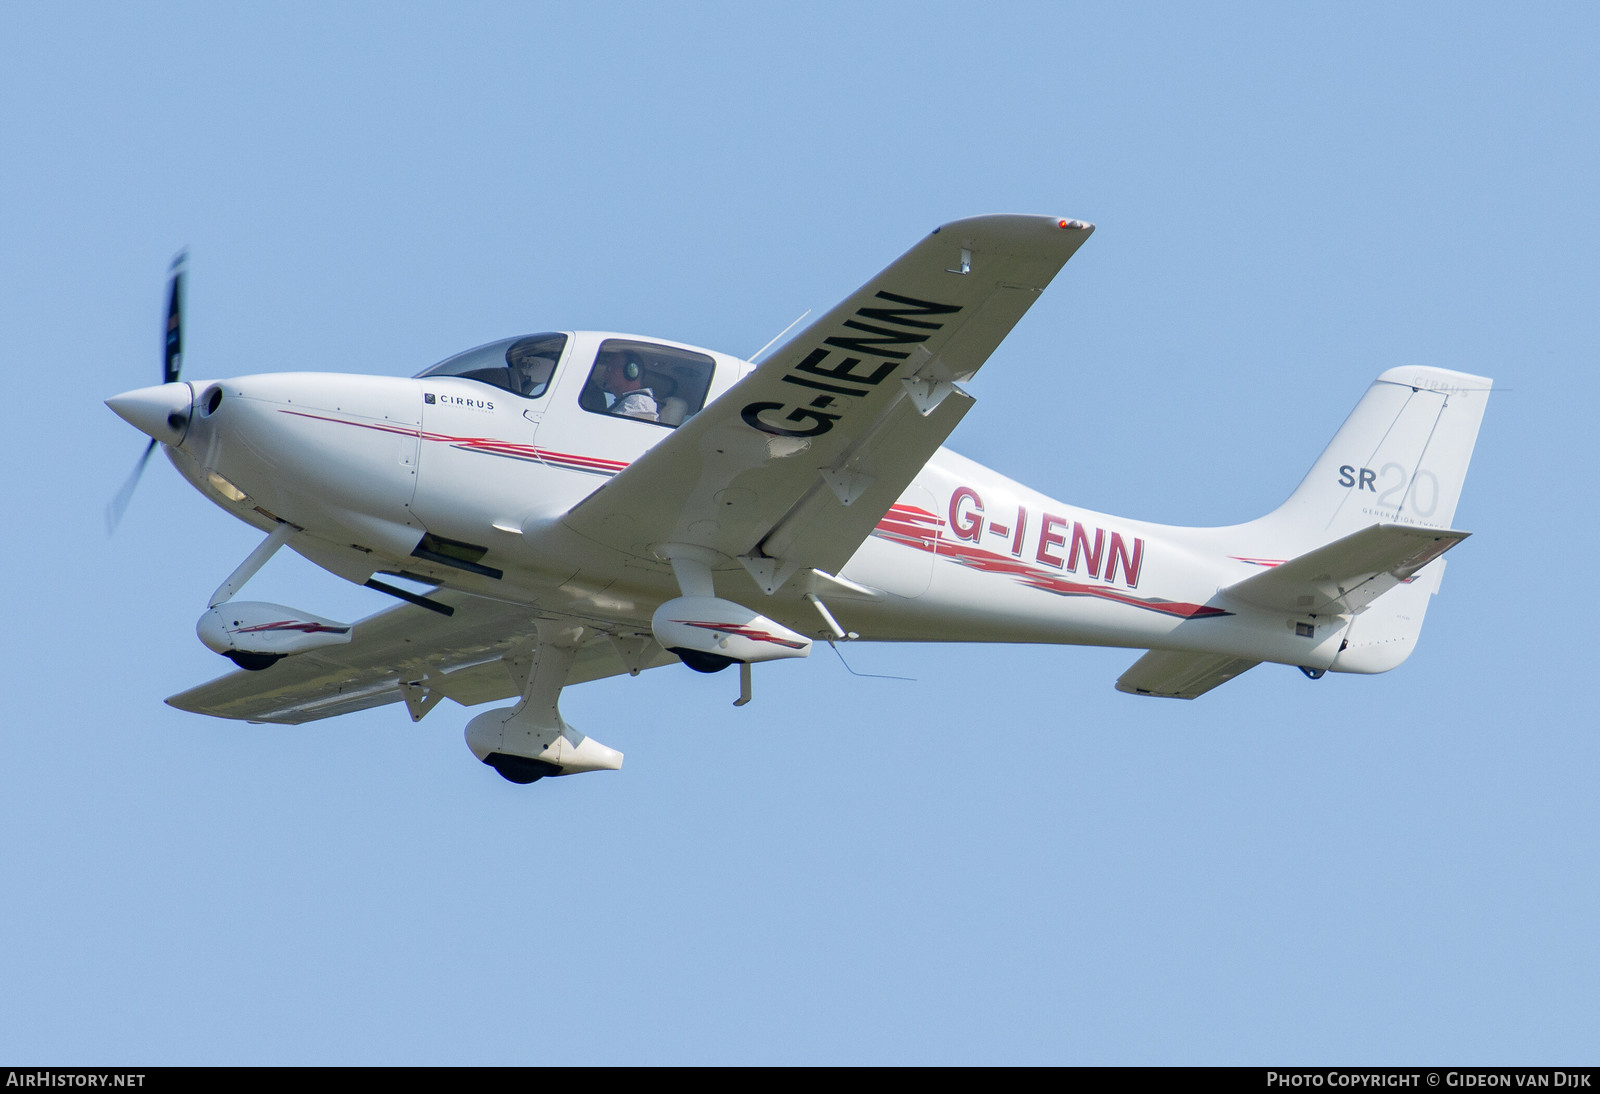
[651, 596, 812, 673]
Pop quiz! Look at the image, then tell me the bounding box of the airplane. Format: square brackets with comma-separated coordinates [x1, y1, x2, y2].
[106, 215, 1492, 785]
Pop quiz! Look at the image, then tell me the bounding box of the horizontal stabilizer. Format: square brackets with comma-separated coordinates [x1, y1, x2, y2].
[1116, 650, 1261, 700]
[1222, 523, 1469, 617]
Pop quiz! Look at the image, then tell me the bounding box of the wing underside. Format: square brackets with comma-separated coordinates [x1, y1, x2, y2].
[167, 590, 674, 724]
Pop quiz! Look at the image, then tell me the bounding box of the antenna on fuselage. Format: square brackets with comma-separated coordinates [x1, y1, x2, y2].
[826, 640, 915, 683]
[747, 309, 811, 365]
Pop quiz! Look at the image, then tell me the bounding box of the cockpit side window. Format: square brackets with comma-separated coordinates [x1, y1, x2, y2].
[579, 339, 716, 428]
[415, 333, 568, 399]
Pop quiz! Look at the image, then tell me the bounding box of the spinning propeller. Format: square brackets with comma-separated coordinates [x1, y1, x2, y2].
[106, 251, 193, 533]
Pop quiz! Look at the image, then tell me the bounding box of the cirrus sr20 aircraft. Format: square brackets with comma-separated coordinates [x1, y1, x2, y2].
[107, 216, 1490, 785]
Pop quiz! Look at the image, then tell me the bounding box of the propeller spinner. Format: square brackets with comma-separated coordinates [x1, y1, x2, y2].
[106, 251, 193, 533]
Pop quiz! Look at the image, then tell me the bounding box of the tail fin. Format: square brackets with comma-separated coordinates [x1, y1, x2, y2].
[1251, 366, 1491, 674]
[1255, 366, 1492, 547]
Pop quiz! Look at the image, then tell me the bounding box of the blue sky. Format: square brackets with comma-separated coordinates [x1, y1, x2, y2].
[3, 1, 1597, 1064]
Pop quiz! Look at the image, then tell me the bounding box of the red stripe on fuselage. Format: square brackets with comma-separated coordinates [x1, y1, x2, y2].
[277, 409, 630, 476]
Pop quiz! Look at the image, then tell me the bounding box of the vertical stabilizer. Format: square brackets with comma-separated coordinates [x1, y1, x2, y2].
[1256, 366, 1492, 548]
[1247, 366, 1490, 675]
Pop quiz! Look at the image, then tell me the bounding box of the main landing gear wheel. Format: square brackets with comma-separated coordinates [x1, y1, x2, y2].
[483, 753, 563, 784]
[224, 650, 283, 671]
[669, 647, 735, 674]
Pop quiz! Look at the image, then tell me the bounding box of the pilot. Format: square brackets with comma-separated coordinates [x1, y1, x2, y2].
[597, 351, 658, 421]
[506, 351, 556, 398]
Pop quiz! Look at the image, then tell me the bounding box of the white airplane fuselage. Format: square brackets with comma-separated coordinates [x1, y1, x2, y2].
[115, 328, 1451, 680]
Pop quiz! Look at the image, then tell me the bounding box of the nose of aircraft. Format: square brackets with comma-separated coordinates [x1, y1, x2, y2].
[106, 382, 194, 447]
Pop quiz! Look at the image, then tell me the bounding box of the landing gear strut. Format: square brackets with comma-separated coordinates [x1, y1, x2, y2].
[463, 621, 624, 785]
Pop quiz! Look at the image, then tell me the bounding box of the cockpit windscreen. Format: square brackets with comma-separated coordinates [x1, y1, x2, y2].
[415, 333, 568, 399]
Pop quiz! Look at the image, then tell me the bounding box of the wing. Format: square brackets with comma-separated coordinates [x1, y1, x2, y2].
[555, 215, 1094, 590]
[167, 589, 675, 725]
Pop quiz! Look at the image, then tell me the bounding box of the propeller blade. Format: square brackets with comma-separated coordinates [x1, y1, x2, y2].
[164, 250, 187, 384]
[106, 437, 158, 535]
[108, 249, 189, 535]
